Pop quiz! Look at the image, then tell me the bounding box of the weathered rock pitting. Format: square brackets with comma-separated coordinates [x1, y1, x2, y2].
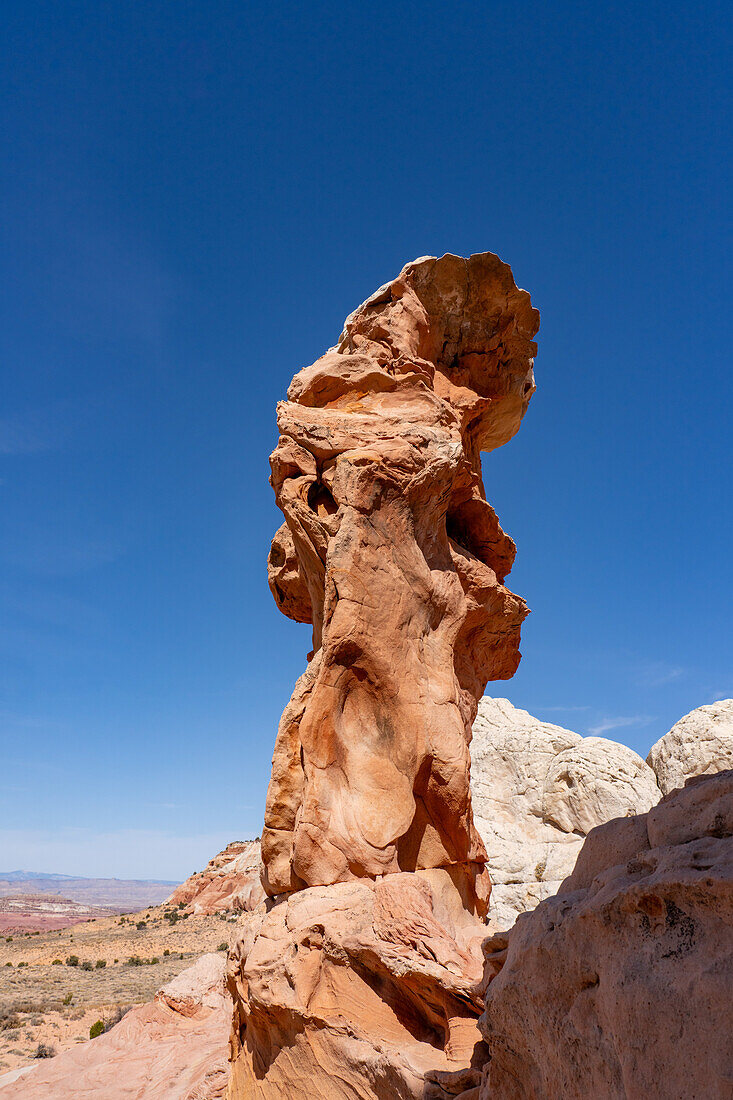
[647, 699, 733, 795]
[262, 252, 539, 911]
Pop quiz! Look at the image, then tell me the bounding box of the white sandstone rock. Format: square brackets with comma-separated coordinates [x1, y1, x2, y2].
[470, 697, 660, 930]
[647, 699, 733, 795]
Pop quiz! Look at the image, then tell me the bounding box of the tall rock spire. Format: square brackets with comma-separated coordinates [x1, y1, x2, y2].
[262, 252, 539, 914]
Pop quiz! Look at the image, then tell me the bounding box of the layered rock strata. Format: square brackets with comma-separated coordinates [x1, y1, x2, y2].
[227, 873, 489, 1100]
[262, 252, 539, 910]
[475, 770, 733, 1100]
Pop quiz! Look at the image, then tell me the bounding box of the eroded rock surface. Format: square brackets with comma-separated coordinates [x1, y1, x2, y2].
[167, 841, 265, 915]
[229, 252, 539, 1100]
[262, 252, 538, 911]
[476, 771, 733, 1100]
[647, 699, 733, 795]
[0, 954, 231, 1100]
[227, 874, 489, 1100]
[471, 697, 660, 929]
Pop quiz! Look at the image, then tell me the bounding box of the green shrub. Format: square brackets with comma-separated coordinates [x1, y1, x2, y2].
[52, 959, 62, 965]
[217, 942, 228, 952]
[17, 961, 27, 968]
[126, 956, 144, 967]
[95, 960, 106, 969]
[80, 960, 93, 971]
[34, 1043, 55, 1059]
[89, 1020, 104, 1039]
[150, 956, 159, 965]
[65, 955, 79, 967]
[4, 937, 12, 943]
[163, 948, 170, 956]
[62, 993, 73, 1006]
[136, 921, 147, 930]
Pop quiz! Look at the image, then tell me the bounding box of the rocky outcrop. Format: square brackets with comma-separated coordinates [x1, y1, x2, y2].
[227, 873, 489, 1100]
[228, 252, 539, 1099]
[647, 699, 733, 795]
[262, 252, 539, 911]
[475, 771, 733, 1100]
[167, 841, 265, 915]
[471, 698, 661, 929]
[0, 954, 231, 1099]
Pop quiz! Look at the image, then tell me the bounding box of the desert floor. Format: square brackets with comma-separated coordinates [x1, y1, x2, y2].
[0, 903, 247, 1072]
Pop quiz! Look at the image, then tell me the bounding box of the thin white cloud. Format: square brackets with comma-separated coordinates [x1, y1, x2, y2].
[588, 715, 653, 737]
[637, 661, 685, 687]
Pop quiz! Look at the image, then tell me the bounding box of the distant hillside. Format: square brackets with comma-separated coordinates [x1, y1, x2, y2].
[0, 873, 180, 910]
[0, 870, 78, 883]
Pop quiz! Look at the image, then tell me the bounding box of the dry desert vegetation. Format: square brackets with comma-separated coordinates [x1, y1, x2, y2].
[0, 901, 248, 1073]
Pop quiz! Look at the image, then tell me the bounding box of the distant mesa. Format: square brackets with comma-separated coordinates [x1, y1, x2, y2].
[0, 873, 181, 930]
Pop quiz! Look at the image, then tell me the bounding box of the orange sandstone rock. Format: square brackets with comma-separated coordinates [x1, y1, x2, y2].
[227, 873, 488, 1100]
[227, 252, 538, 1100]
[263, 252, 538, 912]
[167, 841, 265, 915]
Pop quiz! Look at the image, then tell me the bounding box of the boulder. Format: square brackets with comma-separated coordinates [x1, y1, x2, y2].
[475, 771, 733, 1100]
[647, 699, 733, 795]
[470, 697, 660, 929]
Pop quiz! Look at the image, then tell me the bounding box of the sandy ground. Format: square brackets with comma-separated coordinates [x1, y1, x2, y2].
[0, 902, 246, 1073]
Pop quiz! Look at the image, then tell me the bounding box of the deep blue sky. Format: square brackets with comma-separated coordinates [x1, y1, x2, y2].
[1, 1, 730, 878]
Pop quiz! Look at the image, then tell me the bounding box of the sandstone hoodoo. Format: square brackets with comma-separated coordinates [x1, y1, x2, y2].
[262, 252, 539, 911]
[227, 252, 539, 1099]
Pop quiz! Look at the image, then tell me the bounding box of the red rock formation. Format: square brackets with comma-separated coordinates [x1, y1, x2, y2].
[227, 252, 538, 1100]
[227, 873, 488, 1100]
[473, 771, 733, 1100]
[263, 252, 538, 912]
[167, 841, 264, 915]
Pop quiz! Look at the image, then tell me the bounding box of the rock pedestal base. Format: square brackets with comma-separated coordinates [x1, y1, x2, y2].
[226, 872, 488, 1100]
